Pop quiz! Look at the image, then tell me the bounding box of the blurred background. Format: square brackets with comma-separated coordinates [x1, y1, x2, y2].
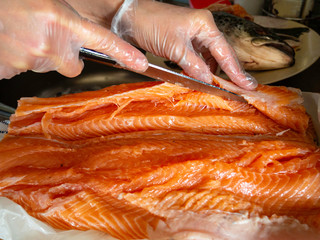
[159, 0, 320, 34]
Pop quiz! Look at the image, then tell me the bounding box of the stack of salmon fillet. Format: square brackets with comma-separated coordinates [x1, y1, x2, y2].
[0, 80, 319, 239]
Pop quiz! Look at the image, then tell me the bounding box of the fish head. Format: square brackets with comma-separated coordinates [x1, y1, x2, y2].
[212, 12, 295, 71]
[234, 34, 295, 71]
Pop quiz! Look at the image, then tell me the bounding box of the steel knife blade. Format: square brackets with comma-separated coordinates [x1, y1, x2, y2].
[79, 48, 246, 102]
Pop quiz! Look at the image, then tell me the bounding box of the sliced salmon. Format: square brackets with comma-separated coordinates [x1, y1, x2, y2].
[8, 82, 312, 141]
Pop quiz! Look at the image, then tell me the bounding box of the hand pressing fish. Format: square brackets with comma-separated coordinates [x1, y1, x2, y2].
[165, 8, 306, 72]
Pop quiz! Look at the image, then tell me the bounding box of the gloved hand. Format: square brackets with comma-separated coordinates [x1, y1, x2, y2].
[112, 0, 257, 90]
[0, 0, 147, 80]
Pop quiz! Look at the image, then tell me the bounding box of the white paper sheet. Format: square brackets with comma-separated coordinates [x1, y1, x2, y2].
[0, 197, 116, 240]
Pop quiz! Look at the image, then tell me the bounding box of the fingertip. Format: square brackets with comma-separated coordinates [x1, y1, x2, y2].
[239, 72, 258, 90]
[58, 59, 84, 78]
[127, 54, 148, 72]
[207, 36, 259, 90]
[178, 52, 213, 84]
[196, 71, 214, 85]
[0, 65, 21, 80]
[229, 73, 258, 90]
[224, 65, 258, 90]
[183, 66, 213, 85]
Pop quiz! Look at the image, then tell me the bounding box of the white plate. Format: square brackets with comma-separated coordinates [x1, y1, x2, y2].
[146, 16, 320, 85]
[250, 16, 320, 84]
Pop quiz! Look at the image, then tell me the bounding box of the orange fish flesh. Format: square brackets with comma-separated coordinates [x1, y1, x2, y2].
[0, 81, 319, 239]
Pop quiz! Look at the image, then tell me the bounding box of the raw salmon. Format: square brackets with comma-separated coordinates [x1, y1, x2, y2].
[0, 81, 319, 239]
[8, 81, 312, 141]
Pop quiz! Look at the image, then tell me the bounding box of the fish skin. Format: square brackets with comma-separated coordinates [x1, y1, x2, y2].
[0, 81, 320, 239]
[211, 11, 295, 71]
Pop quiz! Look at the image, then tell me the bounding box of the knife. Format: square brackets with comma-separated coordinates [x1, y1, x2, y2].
[79, 48, 246, 103]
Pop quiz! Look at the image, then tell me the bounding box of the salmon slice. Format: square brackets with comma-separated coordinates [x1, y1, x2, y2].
[211, 75, 309, 133]
[0, 131, 320, 239]
[1, 131, 318, 173]
[0, 81, 319, 239]
[8, 81, 312, 142]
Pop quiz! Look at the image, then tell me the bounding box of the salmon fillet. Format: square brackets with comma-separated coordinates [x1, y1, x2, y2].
[8, 81, 311, 140]
[0, 81, 319, 239]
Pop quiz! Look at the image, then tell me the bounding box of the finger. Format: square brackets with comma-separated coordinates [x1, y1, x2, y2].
[0, 64, 21, 80]
[207, 33, 258, 90]
[28, 16, 87, 77]
[78, 18, 148, 72]
[57, 59, 84, 78]
[49, 45, 85, 78]
[201, 50, 218, 74]
[176, 47, 213, 84]
[0, 36, 30, 79]
[35, 55, 84, 78]
[0, 30, 83, 78]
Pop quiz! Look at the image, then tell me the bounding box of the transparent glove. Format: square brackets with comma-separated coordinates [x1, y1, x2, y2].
[0, 0, 147, 80]
[112, 0, 257, 90]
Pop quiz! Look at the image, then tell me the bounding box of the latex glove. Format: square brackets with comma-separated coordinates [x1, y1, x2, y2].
[112, 0, 257, 90]
[0, 0, 147, 80]
[65, 0, 124, 29]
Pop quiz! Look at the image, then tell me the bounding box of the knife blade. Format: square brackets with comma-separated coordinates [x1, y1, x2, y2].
[79, 48, 246, 102]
